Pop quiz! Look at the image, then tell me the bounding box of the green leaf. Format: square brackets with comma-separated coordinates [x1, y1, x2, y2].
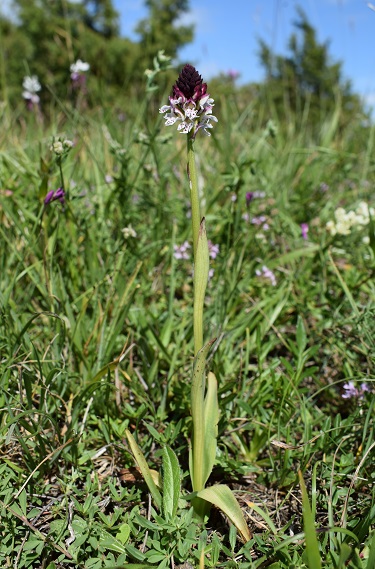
[298, 470, 322, 569]
[201, 371, 219, 488]
[161, 446, 181, 520]
[196, 484, 251, 542]
[125, 429, 162, 511]
[296, 315, 307, 353]
[116, 523, 130, 545]
[100, 529, 127, 554]
[366, 530, 375, 569]
[18, 488, 27, 516]
[337, 542, 352, 568]
[125, 544, 147, 561]
[246, 501, 278, 534]
[190, 338, 216, 492]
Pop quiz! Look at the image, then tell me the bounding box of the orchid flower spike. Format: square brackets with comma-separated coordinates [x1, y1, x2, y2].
[159, 64, 218, 138]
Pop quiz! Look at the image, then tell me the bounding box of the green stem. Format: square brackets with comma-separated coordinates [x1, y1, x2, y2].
[187, 134, 201, 259]
[187, 133, 205, 355]
[58, 158, 67, 200]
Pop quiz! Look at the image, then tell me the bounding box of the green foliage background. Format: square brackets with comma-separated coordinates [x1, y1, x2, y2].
[0, 1, 368, 127]
[0, 2, 374, 568]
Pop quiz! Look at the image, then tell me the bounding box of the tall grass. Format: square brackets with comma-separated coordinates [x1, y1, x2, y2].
[0, 75, 374, 569]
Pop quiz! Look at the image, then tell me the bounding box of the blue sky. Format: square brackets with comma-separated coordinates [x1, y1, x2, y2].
[116, 0, 375, 108]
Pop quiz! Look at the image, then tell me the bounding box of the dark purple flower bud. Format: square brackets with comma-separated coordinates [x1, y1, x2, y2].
[55, 187, 65, 203]
[44, 187, 65, 206]
[160, 64, 217, 136]
[172, 64, 208, 101]
[246, 192, 254, 205]
[44, 190, 55, 205]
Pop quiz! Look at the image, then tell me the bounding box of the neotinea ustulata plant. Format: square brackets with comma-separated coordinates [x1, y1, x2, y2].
[125, 64, 251, 543]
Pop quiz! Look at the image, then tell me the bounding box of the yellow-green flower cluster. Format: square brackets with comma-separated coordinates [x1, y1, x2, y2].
[326, 201, 374, 237]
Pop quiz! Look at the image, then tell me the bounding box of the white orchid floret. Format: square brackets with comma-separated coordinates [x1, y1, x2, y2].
[22, 75, 41, 94]
[23, 92, 40, 103]
[70, 59, 90, 74]
[159, 64, 218, 138]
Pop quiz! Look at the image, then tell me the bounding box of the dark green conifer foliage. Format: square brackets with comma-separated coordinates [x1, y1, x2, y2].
[0, 0, 193, 108]
[257, 7, 363, 129]
[135, 0, 194, 64]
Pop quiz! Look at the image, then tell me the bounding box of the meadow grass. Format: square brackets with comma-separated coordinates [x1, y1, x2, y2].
[0, 78, 374, 569]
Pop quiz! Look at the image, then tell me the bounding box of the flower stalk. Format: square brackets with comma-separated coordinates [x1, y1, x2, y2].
[187, 134, 201, 260]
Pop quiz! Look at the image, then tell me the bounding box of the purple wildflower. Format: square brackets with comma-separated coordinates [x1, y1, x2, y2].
[246, 191, 266, 205]
[44, 187, 65, 206]
[246, 192, 254, 205]
[174, 241, 191, 260]
[251, 215, 267, 226]
[256, 265, 277, 286]
[342, 381, 371, 399]
[208, 240, 219, 259]
[301, 222, 309, 240]
[159, 64, 218, 137]
[70, 59, 90, 89]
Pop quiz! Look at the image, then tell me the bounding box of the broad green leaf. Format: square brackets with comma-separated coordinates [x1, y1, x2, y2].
[125, 429, 162, 511]
[190, 338, 216, 491]
[100, 529, 127, 554]
[298, 470, 322, 569]
[116, 523, 130, 545]
[197, 484, 251, 542]
[162, 446, 181, 520]
[201, 371, 219, 488]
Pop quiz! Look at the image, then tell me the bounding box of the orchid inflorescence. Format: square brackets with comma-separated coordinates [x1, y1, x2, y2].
[22, 75, 41, 109]
[70, 59, 90, 87]
[159, 64, 218, 137]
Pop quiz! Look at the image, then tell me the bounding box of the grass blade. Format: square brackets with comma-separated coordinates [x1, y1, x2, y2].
[298, 470, 322, 569]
